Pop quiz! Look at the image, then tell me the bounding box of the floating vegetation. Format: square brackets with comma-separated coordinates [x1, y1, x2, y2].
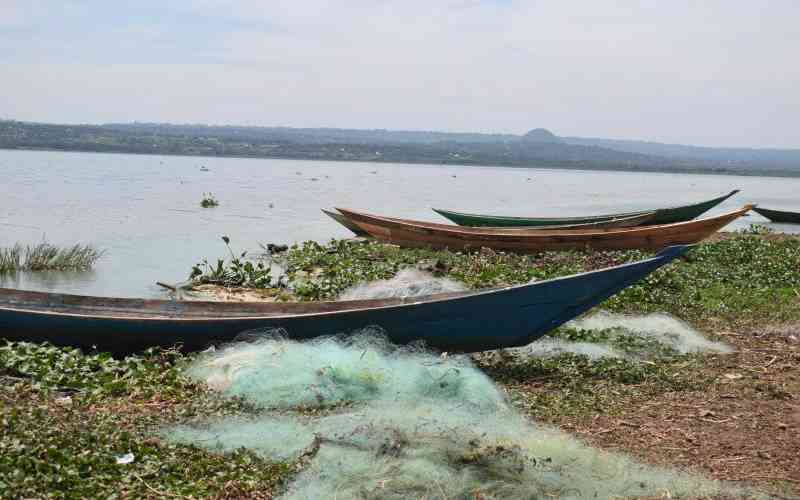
[199, 192, 219, 208]
[282, 238, 589, 301]
[170, 331, 741, 499]
[190, 236, 272, 288]
[0, 341, 288, 498]
[0, 242, 103, 272]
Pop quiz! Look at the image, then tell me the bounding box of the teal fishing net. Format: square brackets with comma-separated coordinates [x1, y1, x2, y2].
[167, 330, 749, 499]
[187, 329, 504, 409]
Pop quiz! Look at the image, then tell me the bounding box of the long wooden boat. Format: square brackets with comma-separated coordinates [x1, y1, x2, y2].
[0, 246, 688, 355]
[433, 190, 741, 228]
[336, 205, 753, 253]
[326, 208, 656, 236]
[752, 206, 800, 224]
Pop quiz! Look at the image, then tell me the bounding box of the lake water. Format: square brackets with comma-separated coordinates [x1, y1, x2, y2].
[1, 149, 797, 298]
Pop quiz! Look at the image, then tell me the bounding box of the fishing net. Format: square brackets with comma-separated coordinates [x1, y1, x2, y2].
[338, 268, 468, 301]
[521, 337, 627, 359]
[567, 311, 733, 355]
[187, 329, 504, 409]
[168, 331, 747, 499]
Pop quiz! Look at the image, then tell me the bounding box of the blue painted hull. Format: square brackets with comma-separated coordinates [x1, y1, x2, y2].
[0, 246, 688, 354]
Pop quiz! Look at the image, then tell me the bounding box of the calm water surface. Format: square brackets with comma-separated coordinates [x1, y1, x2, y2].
[1, 149, 797, 298]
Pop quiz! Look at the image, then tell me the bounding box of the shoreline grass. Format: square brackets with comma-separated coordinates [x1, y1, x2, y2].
[0, 242, 104, 273]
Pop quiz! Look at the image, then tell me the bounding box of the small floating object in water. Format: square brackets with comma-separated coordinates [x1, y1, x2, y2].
[310, 177, 319, 181]
[370, 170, 377, 174]
[451, 175, 457, 178]
[268, 203, 274, 209]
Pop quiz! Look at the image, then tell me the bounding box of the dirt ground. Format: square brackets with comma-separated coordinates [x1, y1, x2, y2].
[556, 324, 800, 498]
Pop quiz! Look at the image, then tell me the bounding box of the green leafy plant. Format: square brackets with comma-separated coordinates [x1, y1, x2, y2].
[200, 192, 219, 208]
[190, 236, 272, 288]
[738, 223, 774, 235]
[0, 341, 291, 498]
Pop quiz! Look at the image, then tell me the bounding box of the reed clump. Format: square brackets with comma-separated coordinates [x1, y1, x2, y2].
[0, 242, 104, 272]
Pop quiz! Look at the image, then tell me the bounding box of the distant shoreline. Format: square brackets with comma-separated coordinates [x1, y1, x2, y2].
[3, 145, 800, 179]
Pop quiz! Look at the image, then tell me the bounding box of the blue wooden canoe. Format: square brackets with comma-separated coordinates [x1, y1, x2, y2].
[0, 246, 688, 354]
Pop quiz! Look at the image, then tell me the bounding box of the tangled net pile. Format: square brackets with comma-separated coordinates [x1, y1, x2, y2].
[518, 311, 734, 360]
[337, 268, 468, 301]
[167, 330, 742, 499]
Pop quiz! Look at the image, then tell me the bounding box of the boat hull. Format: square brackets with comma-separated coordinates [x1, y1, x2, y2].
[753, 207, 800, 224]
[434, 190, 740, 227]
[337, 206, 752, 253]
[322, 209, 371, 236]
[0, 247, 688, 354]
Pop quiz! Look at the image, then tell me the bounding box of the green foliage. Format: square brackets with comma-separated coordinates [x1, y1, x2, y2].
[283, 239, 601, 300]
[0, 242, 103, 272]
[190, 236, 272, 288]
[199, 192, 219, 208]
[738, 223, 774, 235]
[475, 349, 709, 420]
[0, 341, 190, 399]
[479, 350, 701, 389]
[605, 235, 800, 323]
[0, 342, 291, 498]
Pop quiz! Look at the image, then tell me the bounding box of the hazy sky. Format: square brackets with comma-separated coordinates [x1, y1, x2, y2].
[1, 1, 798, 148]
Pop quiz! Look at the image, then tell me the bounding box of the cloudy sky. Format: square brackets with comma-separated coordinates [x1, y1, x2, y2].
[1, 1, 798, 147]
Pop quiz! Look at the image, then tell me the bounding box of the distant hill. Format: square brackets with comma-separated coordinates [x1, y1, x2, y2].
[522, 128, 563, 144]
[1, 120, 798, 176]
[562, 136, 800, 171]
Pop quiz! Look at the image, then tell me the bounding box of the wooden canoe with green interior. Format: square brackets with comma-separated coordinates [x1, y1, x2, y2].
[324, 208, 657, 236]
[336, 205, 753, 253]
[752, 206, 800, 224]
[433, 190, 740, 228]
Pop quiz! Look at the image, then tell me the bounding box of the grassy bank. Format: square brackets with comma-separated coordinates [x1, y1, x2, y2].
[2, 231, 799, 498]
